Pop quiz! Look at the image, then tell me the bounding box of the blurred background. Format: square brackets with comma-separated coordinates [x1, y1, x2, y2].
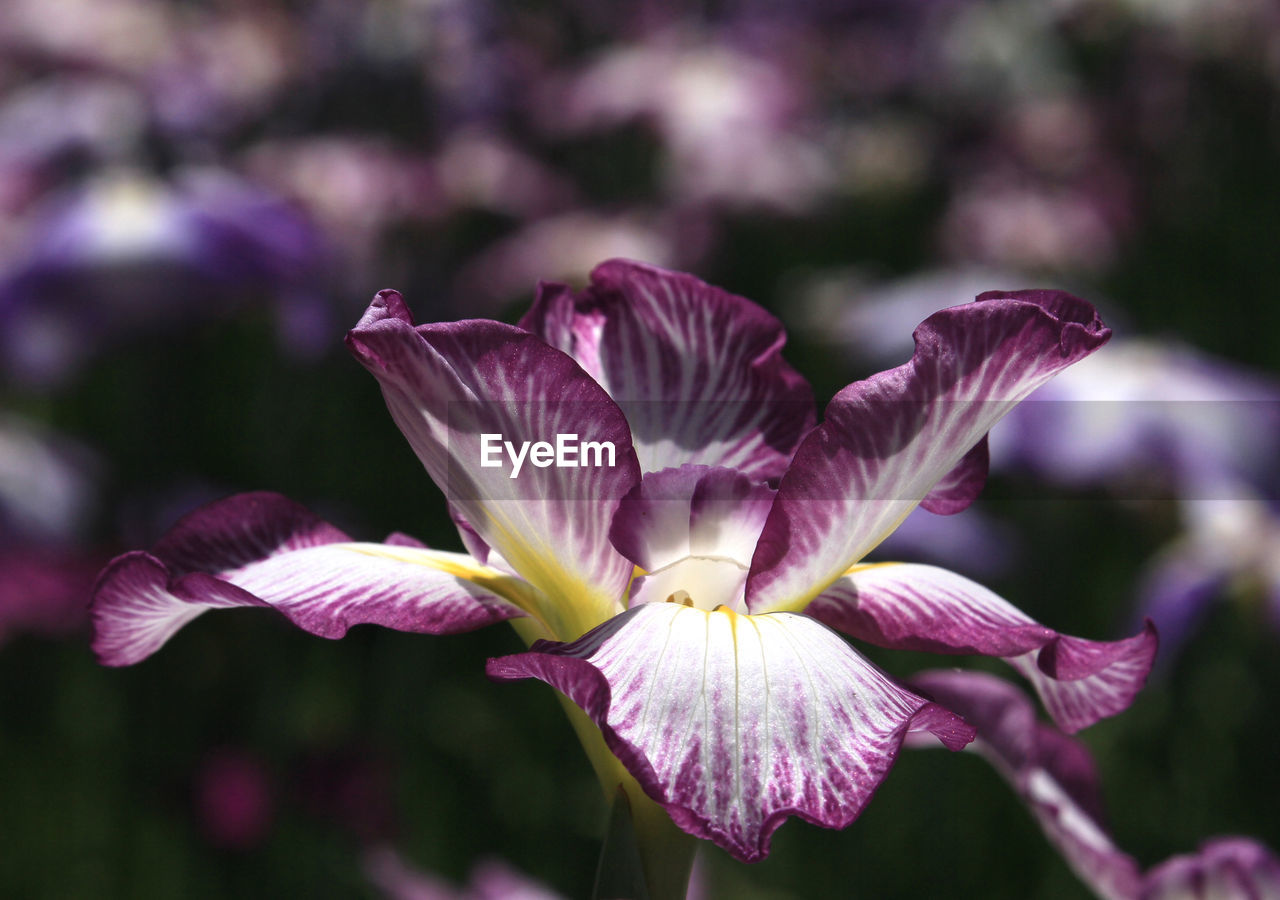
[2, 0, 1280, 896]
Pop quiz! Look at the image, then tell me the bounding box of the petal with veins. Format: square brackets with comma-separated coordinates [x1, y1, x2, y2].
[347, 290, 641, 638]
[91, 492, 527, 666]
[748, 290, 1111, 613]
[488, 602, 973, 862]
[809, 563, 1156, 732]
[520, 260, 815, 481]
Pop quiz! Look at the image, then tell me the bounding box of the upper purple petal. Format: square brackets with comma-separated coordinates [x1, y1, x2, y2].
[809, 563, 1157, 732]
[347, 290, 642, 638]
[520, 259, 816, 481]
[488, 602, 973, 862]
[747, 289, 1110, 612]
[91, 492, 526, 666]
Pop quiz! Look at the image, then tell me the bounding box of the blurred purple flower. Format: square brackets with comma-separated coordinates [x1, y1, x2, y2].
[145, 5, 299, 141]
[940, 175, 1127, 273]
[1135, 497, 1280, 660]
[365, 849, 565, 900]
[0, 544, 102, 645]
[0, 76, 146, 176]
[365, 845, 711, 900]
[993, 340, 1280, 498]
[452, 211, 687, 309]
[0, 166, 331, 385]
[0, 415, 105, 645]
[541, 30, 831, 212]
[195, 747, 275, 851]
[245, 137, 439, 287]
[0, 414, 98, 543]
[296, 745, 397, 844]
[246, 129, 576, 303]
[0, 0, 175, 76]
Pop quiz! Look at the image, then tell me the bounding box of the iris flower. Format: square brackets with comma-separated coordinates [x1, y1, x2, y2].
[92, 261, 1155, 894]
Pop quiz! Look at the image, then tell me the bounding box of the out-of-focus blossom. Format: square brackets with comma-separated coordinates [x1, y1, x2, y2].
[0, 545, 102, 645]
[92, 261, 1154, 872]
[194, 747, 275, 851]
[366, 841, 714, 900]
[1136, 497, 1280, 659]
[831, 115, 935, 198]
[246, 130, 575, 299]
[0, 76, 146, 175]
[0, 415, 98, 543]
[0, 0, 175, 75]
[939, 1, 1076, 101]
[910, 669, 1280, 900]
[940, 170, 1130, 273]
[245, 137, 438, 288]
[296, 745, 397, 844]
[941, 182, 1109, 272]
[431, 129, 576, 220]
[453, 213, 686, 309]
[1143, 839, 1280, 900]
[0, 0, 299, 143]
[0, 166, 330, 384]
[993, 340, 1280, 496]
[147, 5, 300, 141]
[366, 848, 564, 900]
[543, 32, 831, 212]
[0, 415, 103, 644]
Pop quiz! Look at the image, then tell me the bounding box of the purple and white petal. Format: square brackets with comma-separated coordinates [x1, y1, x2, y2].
[1142, 838, 1280, 900]
[810, 563, 1156, 732]
[347, 290, 641, 638]
[608, 465, 775, 573]
[747, 290, 1111, 613]
[488, 602, 973, 862]
[909, 670, 1144, 900]
[520, 260, 815, 481]
[91, 492, 527, 666]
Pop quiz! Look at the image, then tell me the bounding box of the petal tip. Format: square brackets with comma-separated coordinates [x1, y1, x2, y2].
[345, 289, 415, 369]
[973, 288, 1111, 352]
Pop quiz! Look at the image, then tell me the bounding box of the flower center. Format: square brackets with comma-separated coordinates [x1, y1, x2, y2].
[628, 555, 749, 613]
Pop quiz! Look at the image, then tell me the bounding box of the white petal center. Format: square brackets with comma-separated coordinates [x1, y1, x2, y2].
[629, 555, 749, 612]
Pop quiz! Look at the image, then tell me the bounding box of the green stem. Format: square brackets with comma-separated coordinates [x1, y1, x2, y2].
[557, 695, 698, 900]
